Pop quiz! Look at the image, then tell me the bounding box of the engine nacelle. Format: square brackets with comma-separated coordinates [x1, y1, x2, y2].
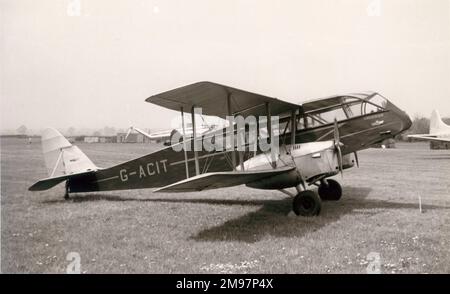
[243, 141, 354, 189]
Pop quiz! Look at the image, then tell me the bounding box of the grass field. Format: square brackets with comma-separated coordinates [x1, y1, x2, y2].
[1, 138, 449, 273]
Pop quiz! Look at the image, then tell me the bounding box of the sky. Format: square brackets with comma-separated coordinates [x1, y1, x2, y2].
[1, 0, 450, 133]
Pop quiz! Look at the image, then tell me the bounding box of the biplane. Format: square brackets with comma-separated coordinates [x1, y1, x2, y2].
[29, 82, 412, 216]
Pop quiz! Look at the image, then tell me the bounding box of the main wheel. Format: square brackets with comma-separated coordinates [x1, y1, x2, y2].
[318, 179, 342, 201]
[293, 190, 322, 216]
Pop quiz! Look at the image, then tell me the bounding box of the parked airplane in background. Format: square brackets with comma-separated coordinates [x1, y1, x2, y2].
[124, 126, 152, 141]
[125, 118, 218, 145]
[408, 110, 450, 143]
[29, 82, 412, 216]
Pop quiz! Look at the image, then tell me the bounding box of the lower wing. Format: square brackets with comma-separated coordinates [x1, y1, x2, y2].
[154, 166, 295, 192]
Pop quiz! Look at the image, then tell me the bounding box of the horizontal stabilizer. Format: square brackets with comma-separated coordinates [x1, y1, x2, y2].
[154, 166, 295, 193]
[29, 170, 95, 191]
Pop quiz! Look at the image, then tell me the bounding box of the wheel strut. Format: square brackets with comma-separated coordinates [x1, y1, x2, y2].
[64, 180, 70, 200]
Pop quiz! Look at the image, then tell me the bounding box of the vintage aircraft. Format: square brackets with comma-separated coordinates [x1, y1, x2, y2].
[408, 110, 450, 143]
[29, 82, 412, 216]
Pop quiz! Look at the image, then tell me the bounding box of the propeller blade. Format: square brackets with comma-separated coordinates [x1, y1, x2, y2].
[333, 118, 340, 147]
[337, 144, 343, 178]
[353, 151, 359, 168]
[333, 118, 343, 178]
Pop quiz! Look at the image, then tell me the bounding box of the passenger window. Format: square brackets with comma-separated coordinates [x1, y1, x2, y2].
[317, 108, 348, 122]
[363, 94, 388, 114]
[296, 118, 305, 130]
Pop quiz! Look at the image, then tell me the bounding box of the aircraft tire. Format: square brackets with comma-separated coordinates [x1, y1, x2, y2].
[318, 179, 342, 201]
[293, 190, 322, 216]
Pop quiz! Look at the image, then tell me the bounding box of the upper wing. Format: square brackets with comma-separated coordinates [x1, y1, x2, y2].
[154, 166, 295, 192]
[408, 134, 450, 142]
[146, 81, 300, 118]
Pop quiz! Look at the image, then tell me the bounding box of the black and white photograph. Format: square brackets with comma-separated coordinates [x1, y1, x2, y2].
[1, 0, 450, 285]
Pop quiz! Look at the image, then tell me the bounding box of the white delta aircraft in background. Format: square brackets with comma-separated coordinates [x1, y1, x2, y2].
[408, 110, 450, 143]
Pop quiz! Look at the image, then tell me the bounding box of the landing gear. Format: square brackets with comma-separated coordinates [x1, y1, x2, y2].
[318, 179, 342, 201]
[293, 190, 322, 216]
[64, 180, 70, 200]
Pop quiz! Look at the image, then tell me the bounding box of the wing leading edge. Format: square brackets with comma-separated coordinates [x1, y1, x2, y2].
[146, 81, 300, 118]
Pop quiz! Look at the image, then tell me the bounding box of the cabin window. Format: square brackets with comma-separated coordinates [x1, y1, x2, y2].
[305, 107, 348, 126]
[298, 93, 390, 128]
[296, 118, 306, 130]
[362, 94, 388, 115]
[347, 101, 363, 117]
[316, 108, 348, 122]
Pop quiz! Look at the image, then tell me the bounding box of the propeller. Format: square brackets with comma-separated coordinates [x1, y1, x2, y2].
[353, 151, 359, 168]
[333, 118, 344, 178]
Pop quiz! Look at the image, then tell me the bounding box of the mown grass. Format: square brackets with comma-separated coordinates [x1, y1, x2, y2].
[1, 138, 449, 273]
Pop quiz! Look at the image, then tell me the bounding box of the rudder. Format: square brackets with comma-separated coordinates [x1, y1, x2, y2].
[41, 128, 98, 177]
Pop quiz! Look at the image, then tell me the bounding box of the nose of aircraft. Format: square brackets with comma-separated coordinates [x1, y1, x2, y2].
[384, 98, 412, 134]
[396, 109, 412, 134]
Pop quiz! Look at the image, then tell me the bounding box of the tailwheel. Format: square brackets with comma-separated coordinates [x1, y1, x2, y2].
[293, 190, 322, 216]
[318, 179, 342, 201]
[64, 180, 70, 200]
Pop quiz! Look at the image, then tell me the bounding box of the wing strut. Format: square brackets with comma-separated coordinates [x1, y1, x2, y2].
[227, 93, 237, 170]
[266, 102, 276, 168]
[191, 106, 200, 176]
[180, 107, 190, 179]
[290, 109, 296, 147]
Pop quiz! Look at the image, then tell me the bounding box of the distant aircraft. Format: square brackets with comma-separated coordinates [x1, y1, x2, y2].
[29, 82, 412, 216]
[125, 118, 217, 145]
[408, 110, 450, 143]
[123, 126, 153, 141]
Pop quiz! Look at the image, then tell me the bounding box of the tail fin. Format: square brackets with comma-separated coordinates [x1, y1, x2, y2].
[29, 128, 98, 191]
[42, 128, 98, 177]
[430, 110, 450, 135]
